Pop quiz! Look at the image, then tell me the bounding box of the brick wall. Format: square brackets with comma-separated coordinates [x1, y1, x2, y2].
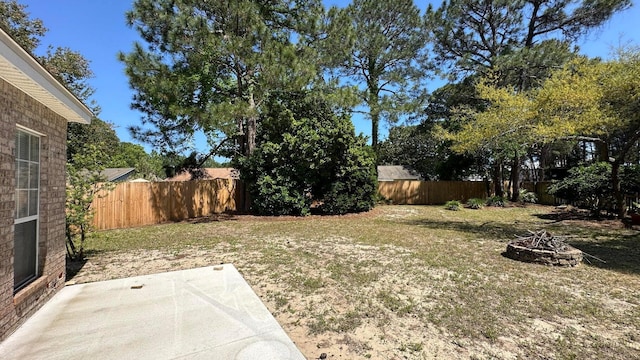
[0, 77, 68, 341]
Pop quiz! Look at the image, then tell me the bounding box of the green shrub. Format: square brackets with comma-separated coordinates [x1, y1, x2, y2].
[317, 141, 377, 215]
[486, 195, 508, 207]
[445, 200, 462, 211]
[237, 91, 377, 216]
[250, 175, 311, 216]
[466, 198, 485, 209]
[518, 189, 538, 204]
[319, 160, 378, 215]
[547, 162, 612, 213]
[547, 162, 640, 214]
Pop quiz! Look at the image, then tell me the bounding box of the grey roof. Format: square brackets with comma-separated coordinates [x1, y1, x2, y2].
[101, 168, 136, 182]
[377, 165, 421, 181]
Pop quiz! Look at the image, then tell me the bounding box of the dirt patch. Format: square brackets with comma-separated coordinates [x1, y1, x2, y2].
[66, 241, 479, 359]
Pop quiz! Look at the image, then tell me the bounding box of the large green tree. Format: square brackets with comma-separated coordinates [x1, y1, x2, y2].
[427, 0, 630, 80]
[447, 51, 640, 217]
[67, 118, 119, 164]
[537, 52, 640, 217]
[427, 0, 631, 200]
[120, 0, 324, 160]
[439, 80, 538, 188]
[0, 0, 45, 52]
[380, 78, 491, 183]
[378, 122, 478, 181]
[328, 0, 428, 153]
[108, 142, 165, 180]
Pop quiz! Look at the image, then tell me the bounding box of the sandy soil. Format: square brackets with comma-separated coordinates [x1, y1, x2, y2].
[68, 248, 467, 359]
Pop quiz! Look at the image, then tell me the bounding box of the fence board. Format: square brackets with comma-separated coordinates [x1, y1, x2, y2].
[92, 179, 239, 230]
[379, 180, 555, 205]
[378, 181, 487, 205]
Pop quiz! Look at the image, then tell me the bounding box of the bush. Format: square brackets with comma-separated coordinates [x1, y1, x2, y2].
[518, 189, 538, 204]
[66, 145, 115, 261]
[319, 145, 378, 215]
[445, 200, 462, 211]
[547, 162, 612, 213]
[621, 165, 640, 194]
[486, 195, 508, 207]
[250, 175, 311, 216]
[466, 198, 485, 209]
[238, 91, 377, 216]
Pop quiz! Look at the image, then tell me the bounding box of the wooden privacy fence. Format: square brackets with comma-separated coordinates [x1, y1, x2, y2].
[379, 180, 558, 205]
[378, 181, 487, 205]
[92, 180, 558, 230]
[521, 181, 557, 205]
[92, 179, 243, 230]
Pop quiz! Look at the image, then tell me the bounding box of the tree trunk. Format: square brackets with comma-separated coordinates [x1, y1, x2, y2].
[368, 86, 380, 154]
[66, 225, 76, 260]
[492, 161, 504, 197]
[610, 131, 640, 218]
[596, 141, 609, 162]
[539, 144, 550, 181]
[246, 90, 257, 155]
[510, 154, 521, 202]
[371, 113, 379, 153]
[237, 117, 245, 156]
[484, 175, 492, 198]
[612, 160, 625, 218]
[235, 64, 246, 156]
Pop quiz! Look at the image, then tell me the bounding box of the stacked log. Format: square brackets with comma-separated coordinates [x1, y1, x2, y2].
[505, 230, 583, 267]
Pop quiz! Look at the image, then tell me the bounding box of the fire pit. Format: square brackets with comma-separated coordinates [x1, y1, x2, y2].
[505, 230, 582, 267]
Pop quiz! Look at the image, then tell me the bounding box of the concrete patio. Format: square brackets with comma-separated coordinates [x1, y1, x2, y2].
[0, 265, 305, 360]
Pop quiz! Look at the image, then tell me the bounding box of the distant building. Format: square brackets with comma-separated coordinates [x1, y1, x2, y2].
[377, 165, 422, 182]
[100, 168, 136, 182]
[166, 168, 239, 181]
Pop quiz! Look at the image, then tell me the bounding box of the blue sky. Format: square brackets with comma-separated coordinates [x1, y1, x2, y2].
[19, 0, 639, 153]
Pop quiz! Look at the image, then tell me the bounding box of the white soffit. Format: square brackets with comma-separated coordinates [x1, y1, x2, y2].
[0, 29, 92, 124]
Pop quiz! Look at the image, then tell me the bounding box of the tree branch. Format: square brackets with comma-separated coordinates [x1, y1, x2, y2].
[197, 136, 234, 167]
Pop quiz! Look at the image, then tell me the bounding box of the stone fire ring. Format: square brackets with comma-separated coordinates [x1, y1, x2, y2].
[505, 242, 583, 267]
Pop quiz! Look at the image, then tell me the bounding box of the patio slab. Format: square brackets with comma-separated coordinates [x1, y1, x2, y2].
[0, 265, 305, 360]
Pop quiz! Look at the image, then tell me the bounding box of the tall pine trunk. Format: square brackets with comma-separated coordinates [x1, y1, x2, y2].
[246, 90, 257, 155]
[368, 81, 380, 154]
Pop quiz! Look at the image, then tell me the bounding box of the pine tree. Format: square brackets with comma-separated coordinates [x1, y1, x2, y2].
[327, 0, 428, 153]
[120, 0, 324, 160]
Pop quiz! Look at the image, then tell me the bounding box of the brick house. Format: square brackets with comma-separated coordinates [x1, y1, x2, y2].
[0, 28, 92, 340]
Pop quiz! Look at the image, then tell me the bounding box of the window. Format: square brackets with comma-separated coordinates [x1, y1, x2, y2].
[14, 129, 39, 292]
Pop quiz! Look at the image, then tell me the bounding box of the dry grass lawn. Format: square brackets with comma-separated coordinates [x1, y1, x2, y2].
[69, 205, 640, 359]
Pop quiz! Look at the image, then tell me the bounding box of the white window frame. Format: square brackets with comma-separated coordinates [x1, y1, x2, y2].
[14, 127, 40, 292]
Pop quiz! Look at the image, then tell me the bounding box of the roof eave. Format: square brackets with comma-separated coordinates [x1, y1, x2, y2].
[0, 28, 93, 124]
